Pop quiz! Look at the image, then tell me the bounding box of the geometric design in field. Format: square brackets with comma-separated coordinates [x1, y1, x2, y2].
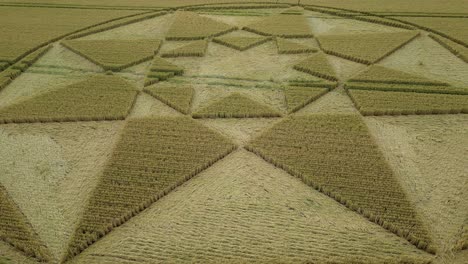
[284, 86, 329, 113]
[161, 40, 208, 57]
[345, 64, 468, 95]
[246, 114, 434, 252]
[276, 38, 318, 54]
[391, 17, 468, 47]
[144, 84, 194, 114]
[0, 45, 51, 92]
[165, 11, 237, 40]
[429, 34, 468, 63]
[347, 89, 468, 115]
[144, 57, 184, 86]
[212, 36, 270, 51]
[293, 53, 338, 81]
[192, 93, 282, 119]
[377, 35, 468, 87]
[349, 65, 448, 85]
[69, 149, 432, 264]
[243, 14, 313, 38]
[0, 75, 138, 124]
[0, 121, 125, 261]
[61, 39, 162, 71]
[317, 31, 420, 64]
[0, 185, 51, 262]
[345, 82, 468, 95]
[10, 45, 51, 73]
[66, 117, 236, 260]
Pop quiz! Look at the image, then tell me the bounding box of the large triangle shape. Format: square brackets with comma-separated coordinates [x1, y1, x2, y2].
[70, 149, 432, 263]
[213, 36, 270, 51]
[0, 75, 138, 124]
[376, 35, 468, 87]
[243, 14, 313, 38]
[284, 86, 329, 113]
[192, 93, 282, 118]
[61, 39, 162, 71]
[144, 84, 194, 114]
[0, 185, 52, 262]
[65, 117, 236, 260]
[161, 40, 208, 57]
[349, 65, 447, 85]
[166, 11, 237, 40]
[145, 56, 183, 86]
[365, 115, 468, 253]
[293, 53, 338, 81]
[0, 121, 125, 260]
[317, 31, 419, 64]
[246, 114, 434, 252]
[348, 89, 468, 115]
[276, 37, 317, 54]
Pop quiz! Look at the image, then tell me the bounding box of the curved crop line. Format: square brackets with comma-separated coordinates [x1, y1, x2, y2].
[300, 3, 467, 55]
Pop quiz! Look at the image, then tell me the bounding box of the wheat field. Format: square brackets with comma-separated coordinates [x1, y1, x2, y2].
[0, 1, 467, 264]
